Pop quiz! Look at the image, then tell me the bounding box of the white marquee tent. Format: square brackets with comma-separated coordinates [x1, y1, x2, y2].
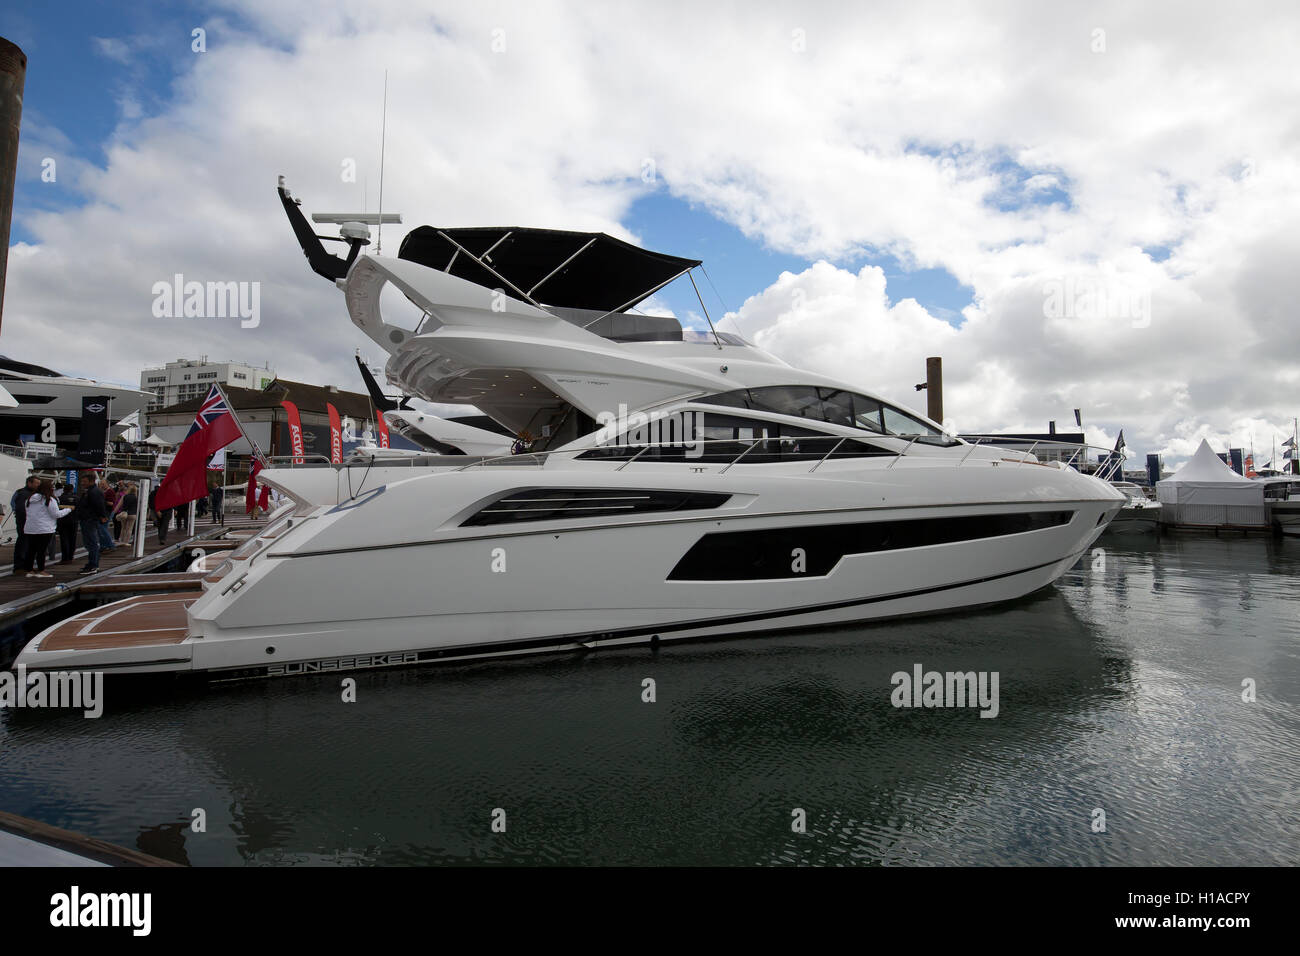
[1156, 439, 1266, 527]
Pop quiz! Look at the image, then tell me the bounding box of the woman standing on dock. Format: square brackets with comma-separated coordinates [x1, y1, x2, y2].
[20, 479, 71, 579]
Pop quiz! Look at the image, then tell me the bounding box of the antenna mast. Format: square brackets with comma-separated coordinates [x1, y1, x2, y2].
[377, 70, 389, 254]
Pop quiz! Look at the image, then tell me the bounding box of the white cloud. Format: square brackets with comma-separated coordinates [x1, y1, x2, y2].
[4, 0, 1299, 466]
[92, 37, 132, 64]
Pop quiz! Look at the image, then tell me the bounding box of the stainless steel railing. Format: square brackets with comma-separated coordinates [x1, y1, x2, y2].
[257, 434, 1131, 478]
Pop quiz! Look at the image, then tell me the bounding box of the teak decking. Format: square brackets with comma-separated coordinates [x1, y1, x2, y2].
[37, 593, 197, 651]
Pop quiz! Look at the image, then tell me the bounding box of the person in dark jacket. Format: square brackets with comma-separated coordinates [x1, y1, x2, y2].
[74, 473, 108, 574]
[117, 483, 139, 547]
[209, 481, 224, 526]
[57, 483, 78, 563]
[9, 475, 39, 573]
[149, 485, 170, 545]
[97, 479, 117, 552]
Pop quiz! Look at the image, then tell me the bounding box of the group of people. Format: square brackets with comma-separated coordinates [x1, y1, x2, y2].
[7, 472, 249, 578]
[8, 473, 142, 577]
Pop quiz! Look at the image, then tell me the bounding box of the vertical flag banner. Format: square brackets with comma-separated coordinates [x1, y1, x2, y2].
[327, 402, 343, 464]
[246, 457, 270, 514]
[76, 395, 110, 465]
[377, 413, 390, 449]
[281, 400, 305, 464]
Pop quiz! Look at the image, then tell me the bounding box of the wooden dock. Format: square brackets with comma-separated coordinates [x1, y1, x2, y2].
[80, 571, 206, 594]
[0, 514, 266, 628]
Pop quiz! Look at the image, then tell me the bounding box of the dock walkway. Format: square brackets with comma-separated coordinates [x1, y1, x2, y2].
[0, 514, 265, 627]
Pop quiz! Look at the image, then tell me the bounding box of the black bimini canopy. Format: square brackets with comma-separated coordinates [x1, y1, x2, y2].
[398, 226, 701, 313]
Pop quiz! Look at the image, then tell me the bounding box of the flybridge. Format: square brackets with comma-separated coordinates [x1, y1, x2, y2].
[397, 226, 700, 314]
[275, 174, 767, 439]
[277, 176, 727, 346]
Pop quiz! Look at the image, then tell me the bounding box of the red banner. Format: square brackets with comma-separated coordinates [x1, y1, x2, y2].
[281, 400, 305, 465]
[246, 457, 262, 514]
[245, 458, 272, 515]
[377, 413, 390, 449]
[327, 402, 343, 464]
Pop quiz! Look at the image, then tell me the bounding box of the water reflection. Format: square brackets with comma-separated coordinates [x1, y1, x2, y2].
[0, 536, 1296, 865]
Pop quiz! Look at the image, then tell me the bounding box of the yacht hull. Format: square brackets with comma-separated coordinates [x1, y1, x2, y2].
[18, 462, 1121, 678]
[1269, 501, 1300, 536]
[1105, 503, 1162, 533]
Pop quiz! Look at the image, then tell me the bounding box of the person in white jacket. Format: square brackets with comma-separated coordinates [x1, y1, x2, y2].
[21, 478, 72, 578]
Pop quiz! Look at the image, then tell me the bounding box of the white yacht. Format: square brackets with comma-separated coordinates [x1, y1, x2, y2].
[379, 408, 512, 458]
[0, 355, 152, 449]
[15, 181, 1124, 679]
[1258, 476, 1300, 536]
[1105, 481, 1162, 533]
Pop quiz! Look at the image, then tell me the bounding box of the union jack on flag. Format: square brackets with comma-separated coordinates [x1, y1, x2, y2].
[188, 385, 233, 438]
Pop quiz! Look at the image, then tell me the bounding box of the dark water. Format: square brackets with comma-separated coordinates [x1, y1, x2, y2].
[1, 534, 1297, 866]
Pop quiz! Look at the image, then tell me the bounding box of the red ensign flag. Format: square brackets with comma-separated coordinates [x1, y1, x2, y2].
[156, 386, 243, 511]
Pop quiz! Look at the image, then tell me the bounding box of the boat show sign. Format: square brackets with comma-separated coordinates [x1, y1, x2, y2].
[280, 400, 305, 464]
[326, 402, 342, 464]
[75, 395, 110, 466]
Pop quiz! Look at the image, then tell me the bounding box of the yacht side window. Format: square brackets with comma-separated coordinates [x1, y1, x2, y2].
[880, 404, 957, 445]
[852, 396, 884, 433]
[699, 386, 948, 442]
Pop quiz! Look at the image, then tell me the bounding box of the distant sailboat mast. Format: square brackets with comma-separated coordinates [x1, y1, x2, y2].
[377, 70, 388, 255]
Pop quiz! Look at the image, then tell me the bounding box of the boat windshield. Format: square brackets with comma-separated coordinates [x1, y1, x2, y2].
[680, 330, 749, 346]
[700, 386, 960, 446]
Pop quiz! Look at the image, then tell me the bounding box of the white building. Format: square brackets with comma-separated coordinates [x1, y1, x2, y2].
[140, 358, 276, 410]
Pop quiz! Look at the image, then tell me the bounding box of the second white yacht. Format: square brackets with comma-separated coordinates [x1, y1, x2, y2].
[0, 355, 151, 448]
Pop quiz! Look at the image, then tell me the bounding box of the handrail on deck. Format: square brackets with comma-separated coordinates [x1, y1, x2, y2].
[958, 434, 1131, 477]
[255, 433, 1131, 478]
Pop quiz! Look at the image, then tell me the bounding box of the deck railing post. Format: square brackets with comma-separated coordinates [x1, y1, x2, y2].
[135, 478, 150, 560]
[887, 436, 920, 470]
[809, 437, 845, 473]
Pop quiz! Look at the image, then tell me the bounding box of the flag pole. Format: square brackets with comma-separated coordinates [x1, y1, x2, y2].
[214, 383, 269, 519]
[214, 383, 266, 465]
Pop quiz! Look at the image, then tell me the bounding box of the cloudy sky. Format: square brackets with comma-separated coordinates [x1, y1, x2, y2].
[3, 0, 1299, 466]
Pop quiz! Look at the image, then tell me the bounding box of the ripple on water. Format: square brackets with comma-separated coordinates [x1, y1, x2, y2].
[0, 536, 1297, 865]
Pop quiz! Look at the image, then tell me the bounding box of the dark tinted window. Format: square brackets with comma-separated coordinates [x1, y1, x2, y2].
[577, 412, 892, 463]
[0, 355, 62, 377]
[701, 386, 956, 445]
[463, 488, 731, 526]
[670, 511, 1076, 579]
